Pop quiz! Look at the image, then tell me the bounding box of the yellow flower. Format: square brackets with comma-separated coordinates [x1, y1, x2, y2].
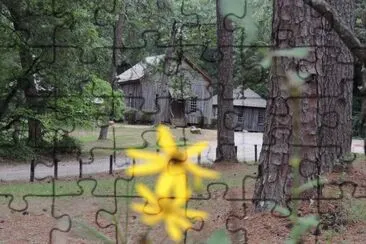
[125, 125, 220, 197]
[131, 184, 207, 242]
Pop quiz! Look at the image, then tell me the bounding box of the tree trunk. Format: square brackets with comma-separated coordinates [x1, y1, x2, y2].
[3, 0, 43, 146]
[98, 125, 109, 140]
[253, 0, 354, 211]
[214, 0, 237, 163]
[98, 12, 124, 140]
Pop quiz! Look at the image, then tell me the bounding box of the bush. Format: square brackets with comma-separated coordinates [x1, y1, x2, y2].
[210, 118, 218, 129]
[55, 136, 82, 154]
[0, 141, 35, 161]
[353, 112, 363, 137]
[124, 108, 137, 124]
[138, 112, 154, 124]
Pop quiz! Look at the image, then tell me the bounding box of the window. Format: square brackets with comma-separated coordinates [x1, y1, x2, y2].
[258, 110, 265, 125]
[213, 107, 217, 118]
[238, 115, 245, 124]
[190, 98, 197, 112]
[128, 93, 133, 107]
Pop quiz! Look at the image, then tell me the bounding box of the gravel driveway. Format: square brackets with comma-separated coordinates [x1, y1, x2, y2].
[0, 132, 364, 182]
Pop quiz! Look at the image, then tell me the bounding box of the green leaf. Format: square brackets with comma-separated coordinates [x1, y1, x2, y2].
[273, 205, 291, 216]
[219, 0, 246, 19]
[206, 229, 231, 244]
[286, 71, 310, 87]
[260, 55, 273, 69]
[266, 202, 291, 216]
[286, 216, 319, 244]
[272, 48, 309, 58]
[72, 219, 115, 243]
[298, 215, 319, 227]
[293, 178, 327, 195]
[219, 0, 258, 44]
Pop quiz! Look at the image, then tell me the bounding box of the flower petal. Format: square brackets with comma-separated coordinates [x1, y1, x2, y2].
[185, 162, 220, 179]
[136, 184, 158, 205]
[185, 209, 208, 220]
[157, 125, 177, 155]
[155, 171, 175, 197]
[185, 141, 209, 157]
[141, 213, 163, 226]
[172, 216, 192, 230]
[130, 203, 146, 213]
[125, 149, 161, 160]
[125, 160, 165, 176]
[193, 176, 203, 191]
[166, 218, 183, 242]
[173, 174, 189, 200]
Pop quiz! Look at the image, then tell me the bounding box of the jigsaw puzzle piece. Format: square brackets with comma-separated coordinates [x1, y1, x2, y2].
[186, 183, 248, 243]
[0, 178, 73, 243]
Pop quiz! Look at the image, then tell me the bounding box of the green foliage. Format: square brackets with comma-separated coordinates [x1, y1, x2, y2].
[54, 136, 82, 154]
[219, 0, 258, 44]
[342, 196, 366, 224]
[138, 112, 154, 124]
[124, 108, 138, 124]
[206, 229, 231, 244]
[39, 75, 124, 132]
[260, 48, 310, 69]
[70, 219, 115, 244]
[0, 140, 35, 161]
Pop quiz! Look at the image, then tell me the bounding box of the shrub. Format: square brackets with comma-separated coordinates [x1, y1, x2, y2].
[55, 136, 82, 154]
[124, 108, 137, 124]
[138, 112, 153, 124]
[0, 141, 35, 161]
[210, 118, 218, 129]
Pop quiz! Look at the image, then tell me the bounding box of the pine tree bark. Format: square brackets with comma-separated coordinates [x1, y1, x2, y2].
[253, 0, 354, 210]
[214, 0, 237, 163]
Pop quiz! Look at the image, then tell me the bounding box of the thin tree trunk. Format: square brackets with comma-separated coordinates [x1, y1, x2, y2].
[98, 11, 124, 140]
[253, 0, 354, 211]
[214, 0, 237, 163]
[98, 125, 109, 140]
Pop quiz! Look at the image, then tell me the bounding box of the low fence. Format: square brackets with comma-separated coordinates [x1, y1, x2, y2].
[29, 145, 259, 182]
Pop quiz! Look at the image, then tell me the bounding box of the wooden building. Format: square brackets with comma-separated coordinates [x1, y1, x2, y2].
[116, 55, 213, 127]
[212, 87, 267, 132]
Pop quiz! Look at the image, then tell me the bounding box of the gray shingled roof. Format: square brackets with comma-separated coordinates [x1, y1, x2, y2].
[212, 87, 267, 108]
[116, 55, 165, 82]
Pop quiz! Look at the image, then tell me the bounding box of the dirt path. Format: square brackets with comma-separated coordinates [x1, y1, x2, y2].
[0, 133, 364, 182]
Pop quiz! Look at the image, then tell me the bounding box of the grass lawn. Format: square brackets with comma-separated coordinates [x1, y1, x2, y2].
[70, 124, 217, 157]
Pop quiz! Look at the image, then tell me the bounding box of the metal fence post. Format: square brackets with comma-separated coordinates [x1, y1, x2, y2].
[30, 159, 35, 182]
[109, 155, 113, 175]
[254, 144, 258, 162]
[79, 159, 83, 178]
[54, 159, 58, 179]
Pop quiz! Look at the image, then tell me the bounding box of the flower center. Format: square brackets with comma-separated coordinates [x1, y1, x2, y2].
[170, 151, 186, 164]
[160, 199, 174, 214]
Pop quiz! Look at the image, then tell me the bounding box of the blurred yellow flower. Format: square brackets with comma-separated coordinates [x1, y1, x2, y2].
[131, 184, 207, 242]
[125, 125, 220, 197]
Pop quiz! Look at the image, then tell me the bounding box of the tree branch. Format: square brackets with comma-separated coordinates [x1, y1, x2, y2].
[303, 0, 366, 63]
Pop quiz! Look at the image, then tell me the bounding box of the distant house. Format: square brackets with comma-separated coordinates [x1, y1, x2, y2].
[212, 87, 267, 132]
[116, 55, 213, 127]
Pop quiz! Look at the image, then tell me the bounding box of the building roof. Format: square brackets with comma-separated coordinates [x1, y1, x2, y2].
[212, 87, 267, 108]
[116, 55, 165, 82]
[116, 54, 213, 84]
